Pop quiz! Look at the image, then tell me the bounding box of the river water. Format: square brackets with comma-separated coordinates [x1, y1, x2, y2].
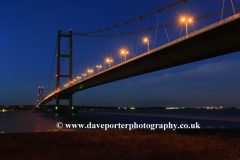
[0, 109, 240, 133]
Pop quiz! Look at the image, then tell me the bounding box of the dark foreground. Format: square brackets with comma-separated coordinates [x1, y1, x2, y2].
[0, 129, 240, 160]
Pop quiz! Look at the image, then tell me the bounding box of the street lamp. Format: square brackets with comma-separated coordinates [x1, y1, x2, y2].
[77, 76, 82, 81]
[181, 16, 192, 35]
[143, 38, 150, 51]
[96, 65, 102, 72]
[73, 79, 77, 83]
[106, 58, 113, 68]
[120, 50, 129, 61]
[87, 69, 93, 76]
[69, 80, 73, 86]
[82, 73, 86, 79]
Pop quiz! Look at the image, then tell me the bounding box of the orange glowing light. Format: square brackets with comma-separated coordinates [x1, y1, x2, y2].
[96, 65, 102, 68]
[106, 58, 113, 63]
[87, 69, 93, 73]
[121, 50, 129, 55]
[181, 18, 185, 22]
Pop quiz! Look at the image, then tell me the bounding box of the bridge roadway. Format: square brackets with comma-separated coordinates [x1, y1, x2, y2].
[39, 13, 240, 105]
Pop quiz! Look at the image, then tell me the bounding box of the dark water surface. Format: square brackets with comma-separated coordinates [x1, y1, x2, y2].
[78, 109, 240, 128]
[0, 109, 240, 133]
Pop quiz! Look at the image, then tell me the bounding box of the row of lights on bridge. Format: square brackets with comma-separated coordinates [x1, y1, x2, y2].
[61, 37, 151, 89]
[51, 16, 194, 93]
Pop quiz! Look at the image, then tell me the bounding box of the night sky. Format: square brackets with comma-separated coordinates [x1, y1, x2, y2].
[1, 0, 240, 107]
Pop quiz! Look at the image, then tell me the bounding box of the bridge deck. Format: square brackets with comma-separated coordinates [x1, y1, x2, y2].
[40, 13, 240, 105]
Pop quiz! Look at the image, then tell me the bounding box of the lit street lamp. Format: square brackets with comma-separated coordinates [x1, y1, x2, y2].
[96, 65, 102, 72]
[77, 76, 82, 81]
[82, 73, 86, 79]
[106, 58, 113, 68]
[121, 50, 129, 61]
[65, 83, 69, 88]
[73, 79, 77, 83]
[181, 17, 192, 35]
[69, 80, 73, 86]
[87, 69, 93, 76]
[143, 38, 150, 51]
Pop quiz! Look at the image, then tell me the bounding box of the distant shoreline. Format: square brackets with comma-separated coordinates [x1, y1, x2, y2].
[1, 105, 240, 112]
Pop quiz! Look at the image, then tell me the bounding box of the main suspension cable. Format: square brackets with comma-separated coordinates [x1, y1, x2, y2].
[81, 0, 187, 35]
[72, 6, 240, 38]
[46, 39, 58, 97]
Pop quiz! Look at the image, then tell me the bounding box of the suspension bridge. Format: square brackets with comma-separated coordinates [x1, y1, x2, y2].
[37, 0, 240, 113]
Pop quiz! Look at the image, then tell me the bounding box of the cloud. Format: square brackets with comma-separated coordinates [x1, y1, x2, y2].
[123, 60, 240, 86]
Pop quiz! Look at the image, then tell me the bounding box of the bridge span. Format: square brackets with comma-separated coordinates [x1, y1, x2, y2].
[39, 13, 240, 108]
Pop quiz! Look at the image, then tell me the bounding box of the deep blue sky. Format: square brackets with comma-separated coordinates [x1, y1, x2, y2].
[1, 0, 240, 107]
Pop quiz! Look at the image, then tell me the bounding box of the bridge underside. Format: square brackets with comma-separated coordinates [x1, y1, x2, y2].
[40, 15, 240, 105]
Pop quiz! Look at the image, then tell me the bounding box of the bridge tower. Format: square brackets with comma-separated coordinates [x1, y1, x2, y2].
[38, 87, 44, 102]
[38, 87, 44, 110]
[55, 29, 76, 113]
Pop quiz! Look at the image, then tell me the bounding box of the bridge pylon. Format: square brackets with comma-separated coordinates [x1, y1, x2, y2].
[38, 87, 44, 102]
[37, 87, 44, 110]
[53, 29, 77, 114]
